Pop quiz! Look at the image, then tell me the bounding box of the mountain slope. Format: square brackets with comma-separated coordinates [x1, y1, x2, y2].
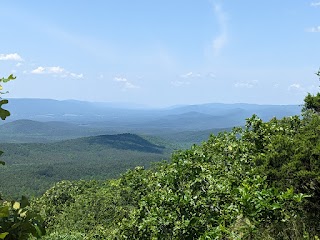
[0, 133, 169, 198]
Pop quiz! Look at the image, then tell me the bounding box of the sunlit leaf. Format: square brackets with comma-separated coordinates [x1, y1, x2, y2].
[12, 202, 20, 210]
[1, 74, 16, 83]
[0, 232, 9, 239]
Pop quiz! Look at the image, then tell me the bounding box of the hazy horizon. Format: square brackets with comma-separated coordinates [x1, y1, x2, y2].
[6, 97, 303, 109]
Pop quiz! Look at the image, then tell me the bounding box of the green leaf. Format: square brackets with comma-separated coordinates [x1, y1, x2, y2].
[0, 151, 4, 165]
[33, 224, 45, 237]
[0, 206, 9, 218]
[1, 74, 16, 83]
[271, 203, 281, 210]
[0, 232, 9, 239]
[0, 100, 10, 120]
[20, 196, 29, 208]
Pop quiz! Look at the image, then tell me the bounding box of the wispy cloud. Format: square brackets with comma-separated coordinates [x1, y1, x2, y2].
[171, 80, 191, 87]
[288, 83, 302, 90]
[32, 66, 64, 74]
[180, 72, 201, 79]
[0, 53, 23, 61]
[212, 4, 228, 56]
[311, 1, 320, 7]
[173, 71, 216, 87]
[180, 71, 216, 79]
[114, 77, 139, 90]
[234, 80, 258, 88]
[292, 84, 302, 89]
[31, 66, 83, 79]
[306, 26, 320, 32]
[287, 83, 318, 93]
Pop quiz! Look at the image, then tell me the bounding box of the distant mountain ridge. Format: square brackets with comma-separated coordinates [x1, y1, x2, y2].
[0, 98, 302, 144]
[5, 98, 301, 123]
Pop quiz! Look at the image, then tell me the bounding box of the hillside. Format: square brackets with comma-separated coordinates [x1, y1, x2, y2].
[0, 119, 109, 143]
[30, 112, 320, 239]
[0, 133, 169, 198]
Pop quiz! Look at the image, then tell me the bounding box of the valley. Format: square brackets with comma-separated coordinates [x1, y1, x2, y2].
[0, 99, 302, 199]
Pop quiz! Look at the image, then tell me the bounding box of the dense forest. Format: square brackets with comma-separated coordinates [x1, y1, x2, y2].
[0, 133, 170, 199]
[1, 72, 320, 239]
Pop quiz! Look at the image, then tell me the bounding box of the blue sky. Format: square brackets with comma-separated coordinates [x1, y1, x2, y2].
[1, 1, 320, 107]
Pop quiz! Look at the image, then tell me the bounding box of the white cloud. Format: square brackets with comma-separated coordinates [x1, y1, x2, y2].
[179, 71, 215, 79]
[31, 66, 83, 79]
[16, 62, 23, 67]
[114, 77, 128, 82]
[289, 83, 301, 89]
[31, 66, 46, 74]
[212, 4, 228, 56]
[311, 2, 320, 7]
[288, 83, 304, 92]
[180, 72, 194, 78]
[173, 71, 215, 87]
[213, 33, 227, 56]
[171, 80, 191, 87]
[70, 73, 84, 79]
[234, 80, 258, 88]
[180, 72, 202, 78]
[0, 53, 23, 61]
[114, 77, 139, 90]
[287, 83, 318, 94]
[47, 66, 65, 74]
[306, 26, 320, 32]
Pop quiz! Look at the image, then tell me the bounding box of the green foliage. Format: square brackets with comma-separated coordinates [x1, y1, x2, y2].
[0, 75, 15, 165]
[31, 113, 320, 239]
[0, 74, 47, 239]
[303, 68, 320, 113]
[303, 92, 320, 113]
[111, 118, 309, 239]
[3, 70, 320, 238]
[32, 180, 132, 239]
[0, 196, 45, 239]
[248, 114, 320, 234]
[0, 74, 15, 121]
[0, 151, 4, 166]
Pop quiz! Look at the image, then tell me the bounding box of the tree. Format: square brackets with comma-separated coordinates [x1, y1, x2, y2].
[0, 74, 15, 166]
[303, 69, 320, 113]
[0, 75, 46, 239]
[0, 74, 15, 121]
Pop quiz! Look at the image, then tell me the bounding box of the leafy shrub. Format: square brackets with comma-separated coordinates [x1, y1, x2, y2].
[111, 118, 309, 239]
[0, 196, 45, 239]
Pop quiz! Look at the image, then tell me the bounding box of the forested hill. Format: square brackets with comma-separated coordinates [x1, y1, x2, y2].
[0, 133, 169, 198]
[62, 133, 165, 154]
